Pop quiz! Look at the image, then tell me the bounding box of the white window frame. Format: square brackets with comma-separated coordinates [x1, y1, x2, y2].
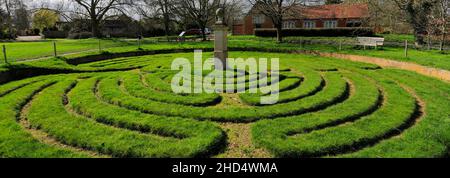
[324, 20, 338, 28]
[253, 15, 265, 25]
[283, 21, 296, 29]
[346, 19, 362, 27]
[303, 21, 316, 28]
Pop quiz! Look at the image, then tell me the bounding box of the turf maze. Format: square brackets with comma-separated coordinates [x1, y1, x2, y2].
[0, 51, 449, 158]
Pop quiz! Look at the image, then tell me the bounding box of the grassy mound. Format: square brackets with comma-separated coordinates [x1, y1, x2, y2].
[0, 51, 448, 158]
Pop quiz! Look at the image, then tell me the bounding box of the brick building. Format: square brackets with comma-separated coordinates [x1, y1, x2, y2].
[233, 3, 370, 35]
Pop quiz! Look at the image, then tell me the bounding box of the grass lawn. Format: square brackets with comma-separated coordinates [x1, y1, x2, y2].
[0, 38, 133, 61]
[0, 35, 448, 70]
[228, 35, 450, 70]
[340, 47, 450, 70]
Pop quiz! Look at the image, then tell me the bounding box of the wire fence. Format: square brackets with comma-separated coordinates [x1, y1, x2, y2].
[0, 38, 140, 64]
[280, 38, 450, 50]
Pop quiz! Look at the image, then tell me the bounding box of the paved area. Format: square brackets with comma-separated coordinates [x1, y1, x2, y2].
[16, 36, 43, 41]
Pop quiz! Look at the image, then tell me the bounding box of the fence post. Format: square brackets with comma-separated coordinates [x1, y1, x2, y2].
[99, 39, 102, 52]
[404, 40, 408, 58]
[2, 45, 7, 64]
[138, 37, 141, 49]
[53, 42, 57, 57]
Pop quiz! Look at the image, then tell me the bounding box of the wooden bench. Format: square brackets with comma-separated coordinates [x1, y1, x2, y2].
[357, 37, 385, 49]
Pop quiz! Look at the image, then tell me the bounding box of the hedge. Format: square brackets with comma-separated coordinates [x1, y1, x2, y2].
[42, 31, 69, 38]
[68, 32, 94, 39]
[255, 28, 375, 37]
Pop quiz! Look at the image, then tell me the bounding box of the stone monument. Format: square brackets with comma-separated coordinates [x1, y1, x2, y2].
[214, 7, 228, 70]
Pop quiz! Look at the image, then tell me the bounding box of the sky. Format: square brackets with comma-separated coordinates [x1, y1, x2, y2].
[29, 0, 325, 8]
[27, 0, 327, 20]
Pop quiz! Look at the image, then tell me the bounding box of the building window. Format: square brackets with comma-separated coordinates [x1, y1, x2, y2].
[283, 21, 296, 29]
[303, 21, 316, 28]
[324, 20, 338, 28]
[253, 15, 265, 25]
[346, 20, 362, 27]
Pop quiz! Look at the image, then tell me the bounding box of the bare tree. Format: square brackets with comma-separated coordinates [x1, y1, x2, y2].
[30, 0, 70, 21]
[248, 0, 303, 43]
[72, 0, 134, 37]
[175, 0, 220, 41]
[139, 0, 176, 41]
[12, 0, 28, 34]
[221, 0, 245, 26]
[3, 0, 13, 36]
[394, 0, 437, 47]
[2, 0, 24, 37]
[436, 0, 449, 51]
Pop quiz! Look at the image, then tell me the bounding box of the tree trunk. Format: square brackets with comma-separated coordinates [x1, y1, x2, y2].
[92, 19, 102, 38]
[200, 26, 207, 41]
[440, 33, 446, 51]
[164, 15, 170, 42]
[4, 0, 13, 39]
[414, 30, 425, 48]
[276, 25, 283, 43]
[427, 34, 432, 50]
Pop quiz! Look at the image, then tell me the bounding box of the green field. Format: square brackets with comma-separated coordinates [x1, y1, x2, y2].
[0, 50, 449, 158]
[0, 39, 133, 61]
[1, 36, 449, 70]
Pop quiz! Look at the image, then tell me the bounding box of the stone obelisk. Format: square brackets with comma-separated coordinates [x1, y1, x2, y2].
[214, 8, 228, 70]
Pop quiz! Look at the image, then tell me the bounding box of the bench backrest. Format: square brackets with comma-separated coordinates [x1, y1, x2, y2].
[357, 37, 385, 46]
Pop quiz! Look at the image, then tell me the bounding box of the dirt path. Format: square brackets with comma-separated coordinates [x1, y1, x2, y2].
[319, 52, 450, 82]
[215, 123, 272, 158]
[16, 36, 43, 41]
[212, 93, 251, 108]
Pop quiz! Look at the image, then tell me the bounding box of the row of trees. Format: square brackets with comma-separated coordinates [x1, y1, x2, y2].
[368, 0, 448, 50]
[0, 0, 67, 38]
[0, 0, 448, 49]
[0, 0, 29, 39]
[68, 0, 244, 41]
[250, 0, 449, 49]
[395, 0, 448, 50]
[0, 0, 245, 40]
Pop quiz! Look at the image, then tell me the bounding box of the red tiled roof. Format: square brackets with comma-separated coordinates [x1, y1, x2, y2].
[288, 3, 369, 20]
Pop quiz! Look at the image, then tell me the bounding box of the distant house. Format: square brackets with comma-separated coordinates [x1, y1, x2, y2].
[102, 19, 133, 37]
[55, 17, 142, 38]
[233, 3, 370, 35]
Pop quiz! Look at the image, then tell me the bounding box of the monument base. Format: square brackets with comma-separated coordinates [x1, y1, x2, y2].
[214, 24, 228, 70]
[214, 50, 228, 70]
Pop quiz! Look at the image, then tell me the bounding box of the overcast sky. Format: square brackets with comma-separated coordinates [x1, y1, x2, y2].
[26, 0, 326, 20]
[28, 0, 324, 8]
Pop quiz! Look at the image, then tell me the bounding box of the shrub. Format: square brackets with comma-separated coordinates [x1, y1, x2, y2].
[67, 32, 93, 39]
[255, 28, 375, 37]
[42, 31, 68, 38]
[108, 32, 140, 38]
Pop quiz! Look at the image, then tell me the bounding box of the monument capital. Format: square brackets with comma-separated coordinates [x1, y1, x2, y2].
[214, 7, 228, 70]
[216, 7, 225, 25]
